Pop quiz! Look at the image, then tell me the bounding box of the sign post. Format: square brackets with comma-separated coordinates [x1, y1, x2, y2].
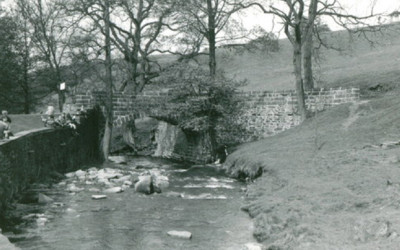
[60, 82, 66, 112]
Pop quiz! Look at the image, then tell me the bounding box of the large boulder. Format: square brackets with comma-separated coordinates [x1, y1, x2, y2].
[134, 175, 154, 194]
[151, 171, 169, 193]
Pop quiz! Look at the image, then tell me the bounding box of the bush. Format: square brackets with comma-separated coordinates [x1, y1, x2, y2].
[157, 62, 246, 153]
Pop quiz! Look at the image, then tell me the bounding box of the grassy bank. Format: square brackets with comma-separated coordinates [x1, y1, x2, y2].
[223, 86, 400, 249]
[8, 115, 44, 134]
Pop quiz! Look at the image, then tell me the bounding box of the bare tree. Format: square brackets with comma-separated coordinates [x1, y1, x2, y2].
[16, 0, 78, 112]
[243, 0, 376, 121]
[67, 0, 176, 93]
[169, 0, 251, 76]
[102, 0, 113, 159]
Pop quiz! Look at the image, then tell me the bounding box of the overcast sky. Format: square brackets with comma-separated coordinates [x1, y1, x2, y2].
[2, 0, 398, 40]
[240, 0, 400, 35]
[240, 0, 398, 35]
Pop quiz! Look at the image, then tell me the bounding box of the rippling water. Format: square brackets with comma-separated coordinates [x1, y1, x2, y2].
[6, 157, 255, 250]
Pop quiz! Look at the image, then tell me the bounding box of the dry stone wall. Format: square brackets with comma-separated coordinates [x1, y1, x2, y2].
[0, 108, 102, 219]
[227, 88, 360, 142]
[68, 88, 359, 143]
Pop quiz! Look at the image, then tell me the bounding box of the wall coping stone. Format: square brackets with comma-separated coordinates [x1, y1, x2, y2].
[0, 128, 51, 146]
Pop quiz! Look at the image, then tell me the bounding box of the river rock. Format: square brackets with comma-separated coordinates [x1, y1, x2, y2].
[67, 184, 84, 192]
[108, 155, 127, 164]
[97, 169, 123, 180]
[65, 172, 75, 178]
[167, 230, 192, 239]
[75, 170, 86, 178]
[0, 233, 19, 250]
[122, 180, 133, 190]
[165, 191, 183, 198]
[104, 187, 124, 193]
[242, 242, 263, 250]
[182, 193, 227, 200]
[134, 175, 154, 194]
[38, 193, 53, 204]
[153, 175, 169, 192]
[111, 175, 131, 184]
[91, 195, 107, 200]
[36, 217, 48, 226]
[88, 188, 101, 192]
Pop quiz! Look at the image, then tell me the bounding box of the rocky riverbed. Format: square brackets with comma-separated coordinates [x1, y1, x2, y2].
[1, 156, 261, 250]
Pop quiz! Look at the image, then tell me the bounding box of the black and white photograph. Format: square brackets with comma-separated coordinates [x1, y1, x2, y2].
[0, 0, 398, 249]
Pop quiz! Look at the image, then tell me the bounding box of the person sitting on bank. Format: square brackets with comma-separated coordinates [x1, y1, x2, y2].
[55, 112, 67, 127]
[2, 115, 12, 139]
[65, 113, 77, 130]
[41, 106, 58, 128]
[0, 111, 12, 139]
[0, 118, 10, 139]
[1, 110, 11, 123]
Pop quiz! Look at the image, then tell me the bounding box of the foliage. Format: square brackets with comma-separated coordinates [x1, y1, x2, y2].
[160, 63, 244, 133]
[245, 30, 280, 53]
[227, 27, 280, 55]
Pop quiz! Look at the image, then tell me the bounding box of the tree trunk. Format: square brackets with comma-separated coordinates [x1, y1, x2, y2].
[302, 0, 318, 91]
[57, 89, 64, 113]
[293, 43, 307, 121]
[208, 117, 218, 162]
[103, 0, 114, 160]
[23, 90, 30, 114]
[207, 0, 216, 76]
[302, 34, 314, 90]
[22, 21, 30, 114]
[22, 57, 30, 114]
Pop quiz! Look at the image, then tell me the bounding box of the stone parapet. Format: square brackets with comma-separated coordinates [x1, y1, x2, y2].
[68, 88, 360, 144]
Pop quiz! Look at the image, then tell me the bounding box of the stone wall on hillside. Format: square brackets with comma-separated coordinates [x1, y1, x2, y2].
[67, 88, 360, 144]
[223, 88, 360, 142]
[0, 108, 102, 217]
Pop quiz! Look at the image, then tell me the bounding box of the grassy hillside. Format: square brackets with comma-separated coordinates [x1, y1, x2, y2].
[223, 85, 400, 248]
[213, 23, 400, 93]
[220, 24, 400, 249]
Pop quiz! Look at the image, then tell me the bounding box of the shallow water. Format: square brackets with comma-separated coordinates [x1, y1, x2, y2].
[6, 157, 255, 250]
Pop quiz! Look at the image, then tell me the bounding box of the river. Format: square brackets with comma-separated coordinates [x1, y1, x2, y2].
[3, 157, 257, 250]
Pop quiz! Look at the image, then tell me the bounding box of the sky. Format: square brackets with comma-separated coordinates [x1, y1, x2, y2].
[1, 0, 398, 40]
[239, 0, 398, 36]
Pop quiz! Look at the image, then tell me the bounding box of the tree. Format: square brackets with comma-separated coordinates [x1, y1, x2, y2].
[169, 0, 250, 76]
[102, 0, 113, 159]
[0, 15, 23, 112]
[62, 0, 176, 158]
[67, 0, 176, 93]
[159, 62, 244, 160]
[16, 0, 77, 112]
[0, 11, 45, 114]
[11, 7, 36, 113]
[245, 0, 376, 121]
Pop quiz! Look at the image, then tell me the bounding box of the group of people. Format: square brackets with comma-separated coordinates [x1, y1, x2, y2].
[41, 106, 81, 130]
[0, 110, 12, 139]
[0, 106, 85, 141]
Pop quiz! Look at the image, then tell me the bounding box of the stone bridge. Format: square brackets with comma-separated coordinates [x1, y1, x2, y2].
[66, 87, 360, 144]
